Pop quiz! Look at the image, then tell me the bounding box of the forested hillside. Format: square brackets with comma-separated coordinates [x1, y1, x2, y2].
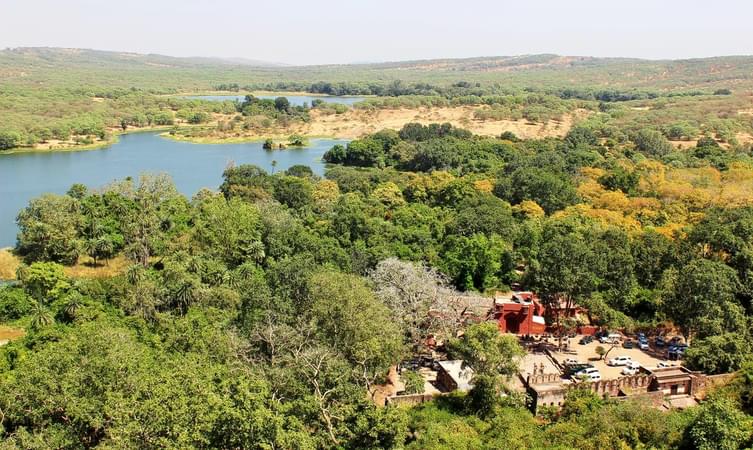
[2, 121, 753, 448]
[1, 48, 752, 151]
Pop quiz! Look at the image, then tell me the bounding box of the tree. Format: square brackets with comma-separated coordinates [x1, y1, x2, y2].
[564, 126, 598, 148]
[632, 129, 672, 157]
[17, 261, 70, 301]
[193, 195, 263, 267]
[442, 233, 511, 291]
[0, 130, 22, 150]
[29, 300, 54, 329]
[529, 224, 599, 346]
[16, 193, 82, 265]
[285, 164, 315, 178]
[288, 134, 306, 146]
[308, 271, 404, 389]
[370, 258, 455, 351]
[684, 333, 753, 375]
[662, 259, 742, 344]
[495, 167, 579, 214]
[687, 396, 752, 450]
[118, 174, 183, 267]
[447, 322, 524, 378]
[274, 96, 290, 112]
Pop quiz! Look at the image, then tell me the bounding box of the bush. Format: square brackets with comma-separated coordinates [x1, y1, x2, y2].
[0, 130, 22, 150]
[401, 370, 424, 394]
[0, 287, 34, 321]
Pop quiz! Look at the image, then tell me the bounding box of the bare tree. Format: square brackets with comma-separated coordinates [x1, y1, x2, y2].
[370, 258, 470, 352]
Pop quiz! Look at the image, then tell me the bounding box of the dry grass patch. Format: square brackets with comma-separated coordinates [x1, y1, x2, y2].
[0, 248, 129, 280]
[0, 325, 25, 343]
[63, 254, 130, 279]
[0, 248, 20, 280]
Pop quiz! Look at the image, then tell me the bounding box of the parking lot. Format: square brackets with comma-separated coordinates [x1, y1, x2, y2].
[550, 335, 680, 380]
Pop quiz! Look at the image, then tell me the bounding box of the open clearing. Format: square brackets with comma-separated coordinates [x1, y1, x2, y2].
[170, 106, 585, 145]
[292, 106, 581, 140]
[0, 248, 129, 279]
[0, 325, 25, 345]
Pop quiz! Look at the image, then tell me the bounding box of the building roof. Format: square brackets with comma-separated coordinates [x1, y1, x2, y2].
[652, 367, 693, 383]
[438, 360, 475, 391]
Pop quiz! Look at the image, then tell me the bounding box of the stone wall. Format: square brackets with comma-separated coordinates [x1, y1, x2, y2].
[528, 373, 561, 385]
[385, 393, 440, 407]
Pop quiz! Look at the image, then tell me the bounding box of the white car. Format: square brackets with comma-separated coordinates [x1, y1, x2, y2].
[657, 361, 674, 368]
[608, 355, 633, 366]
[638, 341, 649, 350]
[563, 358, 579, 366]
[621, 362, 641, 375]
[574, 367, 602, 381]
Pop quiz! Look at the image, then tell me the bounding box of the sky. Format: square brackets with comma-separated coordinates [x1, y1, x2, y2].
[1, 0, 751, 65]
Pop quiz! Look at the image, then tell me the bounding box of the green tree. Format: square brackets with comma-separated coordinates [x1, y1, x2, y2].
[633, 129, 672, 157]
[688, 396, 752, 450]
[442, 233, 511, 291]
[16, 194, 82, 265]
[193, 194, 264, 267]
[0, 130, 22, 150]
[662, 259, 742, 344]
[308, 271, 404, 389]
[447, 322, 525, 377]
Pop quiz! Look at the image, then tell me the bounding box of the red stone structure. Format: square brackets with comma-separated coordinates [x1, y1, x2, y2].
[493, 291, 547, 335]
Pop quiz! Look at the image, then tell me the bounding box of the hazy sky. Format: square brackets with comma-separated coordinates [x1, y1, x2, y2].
[2, 0, 751, 65]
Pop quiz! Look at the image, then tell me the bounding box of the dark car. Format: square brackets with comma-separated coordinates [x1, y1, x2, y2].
[622, 340, 634, 349]
[579, 336, 593, 345]
[655, 336, 665, 347]
[637, 332, 646, 341]
[565, 363, 594, 377]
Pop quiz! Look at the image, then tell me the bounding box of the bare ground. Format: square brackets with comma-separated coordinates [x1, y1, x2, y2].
[293, 106, 581, 140]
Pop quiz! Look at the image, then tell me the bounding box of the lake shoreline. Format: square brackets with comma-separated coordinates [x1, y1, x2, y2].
[171, 90, 373, 99]
[0, 133, 347, 247]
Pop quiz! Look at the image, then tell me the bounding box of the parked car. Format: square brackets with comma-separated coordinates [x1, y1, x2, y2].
[621, 366, 639, 376]
[563, 358, 579, 366]
[637, 332, 646, 341]
[608, 355, 633, 366]
[565, 363, 594, 376]
[655, 336, 665, 347]
[657, 361, 673, 368]
[574, 367, 602, 381]
[579, 336, 593, 345]
[638, 340, 650, 350]
[622, 340, 634, 349]
[599, 332, 621, 344]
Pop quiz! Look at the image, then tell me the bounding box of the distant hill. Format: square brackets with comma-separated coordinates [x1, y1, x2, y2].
[1, 47, 752, 92]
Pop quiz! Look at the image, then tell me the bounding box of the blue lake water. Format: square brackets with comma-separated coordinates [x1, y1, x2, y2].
[0, 132, 346, 248]
[184, 94, 365, 106]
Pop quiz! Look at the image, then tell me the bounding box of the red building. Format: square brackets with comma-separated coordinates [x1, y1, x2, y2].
[493, 291, 547, 335]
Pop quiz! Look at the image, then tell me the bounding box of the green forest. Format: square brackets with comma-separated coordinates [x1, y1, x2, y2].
[2, 47, 753, 449]
[2, 118, 753, 448]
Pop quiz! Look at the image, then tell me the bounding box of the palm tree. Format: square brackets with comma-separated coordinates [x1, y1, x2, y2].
[126, 264, 145, 285]
[64, 292, 85, 322]
[30, 301, 54, 330]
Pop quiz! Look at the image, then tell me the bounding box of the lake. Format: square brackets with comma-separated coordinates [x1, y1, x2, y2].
[0, 132, 347, 248]
[184, 94, 366, 106]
